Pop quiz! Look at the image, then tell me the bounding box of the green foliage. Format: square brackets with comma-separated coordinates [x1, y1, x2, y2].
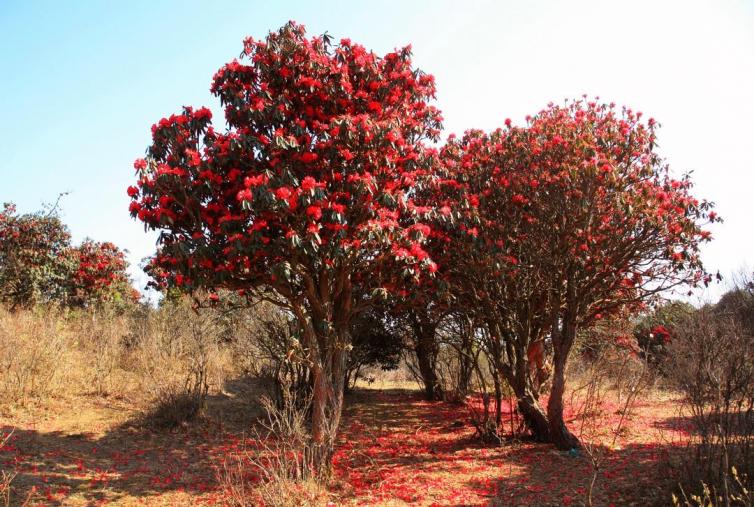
[0, 203, 74, 309]
[348, 306, 404, 386]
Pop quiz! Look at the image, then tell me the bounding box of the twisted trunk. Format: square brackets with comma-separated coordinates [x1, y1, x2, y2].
[546, 311, 580, 450]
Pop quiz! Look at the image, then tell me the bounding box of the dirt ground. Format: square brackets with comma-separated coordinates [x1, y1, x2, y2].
[0, 380, 691, 506]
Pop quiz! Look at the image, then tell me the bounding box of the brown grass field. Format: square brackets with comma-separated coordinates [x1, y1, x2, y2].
[1, 377, 691, 506]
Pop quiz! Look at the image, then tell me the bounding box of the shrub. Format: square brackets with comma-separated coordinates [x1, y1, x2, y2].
[0, 203, 72, 309]
[0, 307, 69, 405]
[127, 298, 229, 429]
[216, 396, 328, 506]
[667, 276, 754, 498]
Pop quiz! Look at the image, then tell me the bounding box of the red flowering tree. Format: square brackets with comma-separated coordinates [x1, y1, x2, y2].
[399, 209, 456, 402]
[129, 22, 441, 469]
[441, 100, 717, 448]
[0, 203, 73, 309]
[68, 240, 137, 307]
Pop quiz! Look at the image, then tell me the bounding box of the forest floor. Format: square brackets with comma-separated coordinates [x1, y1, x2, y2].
[0, 379, 692, 506]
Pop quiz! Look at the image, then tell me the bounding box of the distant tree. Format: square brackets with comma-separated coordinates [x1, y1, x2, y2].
[0, 203, 73, 309]
[715, 272, 754, 330]
[633, 300, 694, 370]
[346, 305, 404, 391]
[128, 22, 441, 471]
[67, 240, 138, 308]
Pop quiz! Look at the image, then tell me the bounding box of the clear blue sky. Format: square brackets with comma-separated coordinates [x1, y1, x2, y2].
[2, 0, 752, 301]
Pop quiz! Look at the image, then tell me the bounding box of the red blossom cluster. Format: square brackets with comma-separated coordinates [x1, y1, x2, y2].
[68, 240, 138, 306]
[650, 324, 672, 344]
[129, 22, 442, 298]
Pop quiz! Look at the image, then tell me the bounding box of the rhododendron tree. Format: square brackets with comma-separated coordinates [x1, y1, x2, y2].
[440, 99, 717, 448]
[0, 203, 73, 309]
[397, 167, 466, 401]
[129, 22, 441, 470]
[68, 240, 137, 307]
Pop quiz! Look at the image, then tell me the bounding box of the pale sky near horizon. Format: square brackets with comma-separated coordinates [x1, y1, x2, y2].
[1, 0, 752, 303]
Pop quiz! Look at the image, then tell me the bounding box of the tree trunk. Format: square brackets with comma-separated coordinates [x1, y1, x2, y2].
[517, 387, 551, 441]
[501, 356, 551, 441]
[546, 316, 580, 450]
[414, 323, 441, 401]
[308, 331, 349, 476]
[493, 374, 503, 427]
[546, 351, 579, 449]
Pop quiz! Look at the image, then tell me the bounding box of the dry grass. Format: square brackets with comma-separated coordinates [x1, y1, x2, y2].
[0, 305, 712, 506]
[0, 308, 72, 407]
[0, 302, 238, 422]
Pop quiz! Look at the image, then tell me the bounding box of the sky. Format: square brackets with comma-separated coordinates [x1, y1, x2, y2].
[1, 0, 752, 303]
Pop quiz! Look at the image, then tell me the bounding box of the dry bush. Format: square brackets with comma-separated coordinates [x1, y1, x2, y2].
[223, 303, 311, 407]
[572, 314, 657, 401]
[435, 314, 477, 403]
[0, 308, 70, 406]
[666, 296, 754, 502]
[673, 467, 754, 506]
[571, 333, 652, 507]
[125, 300, 233, 429]
[0, 429, 32, 507]
[465, 349, 511, 444]
[216, 395, 329, 507]
[69, 307, 130, 396]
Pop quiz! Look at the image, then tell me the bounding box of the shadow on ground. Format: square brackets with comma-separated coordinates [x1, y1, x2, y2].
[1, 384, 698, 506]
[0, 375, 271, 505]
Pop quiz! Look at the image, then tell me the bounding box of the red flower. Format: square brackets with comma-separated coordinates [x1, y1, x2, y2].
[301, 152, 318, 163]
[306, 205, 322, 220]
[330, 203, 346, 214]
[275, 187, 292, 200]
[511, 194, 527, 205]
[301, 176, 316, 192]
[367, 101, 382, 113]
[127, 186, 139, 197]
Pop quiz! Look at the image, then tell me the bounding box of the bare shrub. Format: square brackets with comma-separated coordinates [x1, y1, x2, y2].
[571, 326, 652, 507]
[0, 308, 69, 405]
[70, 307, 129, 396]
[667, 274, 754, 502]
[128, 299, 229, 428]
[0, 430, 14, 507]
[465, 339, 512, 444]
[672, 467, 754, 506]
[435, 314, 477, 403]
[216, 395, 328, 506]
[0, 429, 32, 507]
[225, 302, 314, 408]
